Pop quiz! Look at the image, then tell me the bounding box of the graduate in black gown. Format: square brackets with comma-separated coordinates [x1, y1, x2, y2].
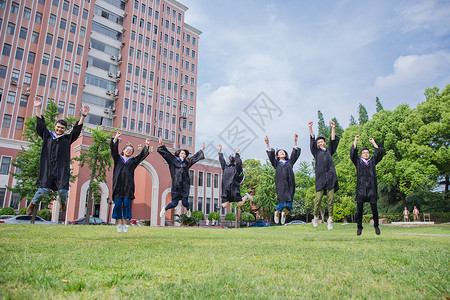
[308, 121, 339, 230]
[265, 134, 301, 225]
[350, 135, 384, 236]
[110, 131, 150, 233]
[218, 144, 253, 209]
[27, 97, 90, 215]
[158, 137, 205, 219]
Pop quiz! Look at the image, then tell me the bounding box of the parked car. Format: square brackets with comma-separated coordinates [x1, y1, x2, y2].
[67, 217, 112, 225]
[284, 220, 306, 226]
[249, 220, 270, 227]
[0, 215, 57, 225]
[0, 215, 14, 220]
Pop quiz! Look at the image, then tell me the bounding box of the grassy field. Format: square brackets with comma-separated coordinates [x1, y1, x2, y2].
[0, 223, 449, 299]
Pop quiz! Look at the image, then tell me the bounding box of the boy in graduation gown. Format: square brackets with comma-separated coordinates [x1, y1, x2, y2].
[27, 97, 90, 215]
[351, 135, 384, 235]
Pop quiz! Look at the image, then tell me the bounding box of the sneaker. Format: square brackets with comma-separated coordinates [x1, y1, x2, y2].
[123, 224, 128, 233]
[375, 227, 380, 235]
[59, 200, 67, 213]
[327, 218, 333, 230]
[312, 217, 318, 228]
[26, 202, 36, 215]
[281, 211, 287, 225]
[245, 193, 254, 201]
[357, 228, 362, 236]
[117, 224, 122, 233]
[160, 208, 166, 218]
[274, 211, 279, 224]
[186, 210, 191, 217]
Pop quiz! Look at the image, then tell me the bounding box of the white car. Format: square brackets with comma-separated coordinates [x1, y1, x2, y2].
[0, 215, 57, 225]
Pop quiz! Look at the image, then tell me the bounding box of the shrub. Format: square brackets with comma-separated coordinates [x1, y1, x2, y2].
[361, 212, 450, 223]
[0, 207, 15, 216]
[225, 212, 236, 221]
[38, 209, 52, 221]
[191, 210, 204, 221]
[241, 212, 255, 222]
[18, 208, 27, 215]
[174, 214, 197, 226]
[208, 212, 220, 221]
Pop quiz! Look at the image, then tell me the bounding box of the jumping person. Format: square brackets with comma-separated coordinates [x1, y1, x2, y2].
[218, 144, 253, 209]
[110, 131, 150, 233]
[351, 135, 384, 236]
[158, 137, 205, 218]
[308, 121, 339, 230]
[265, 134, 301, 225]
[27, 97, 90, 215]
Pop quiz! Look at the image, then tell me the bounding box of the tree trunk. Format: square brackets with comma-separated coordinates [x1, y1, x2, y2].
[31, 203, 39, 224]
[445, 175, 449, 200]
[84, 173, 95, 225]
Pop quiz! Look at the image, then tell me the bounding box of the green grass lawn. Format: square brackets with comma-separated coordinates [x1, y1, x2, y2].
[0, 223, 449, 299]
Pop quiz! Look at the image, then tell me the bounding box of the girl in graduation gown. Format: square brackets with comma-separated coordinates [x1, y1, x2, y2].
[308, 121, 340, 230]
[158, 137, 205, 218]
[218, 144, 253, 209]
[111, 131, 150, 233]
[350, 135, 384, 236]
[265, 134, 301, 225]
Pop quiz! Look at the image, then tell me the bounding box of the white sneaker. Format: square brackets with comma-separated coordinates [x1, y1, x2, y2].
[245, 193, 254, 201]
[281, 211, 286, 225]
[313, 217, 318, 228]
[117, 224, 122, 233]
[274, 211, 279, 224]
[123, 224, 128, 233]
[327, 218, 333, 230]
[160, 208, 166, 218]
[186, 210, 191, 217]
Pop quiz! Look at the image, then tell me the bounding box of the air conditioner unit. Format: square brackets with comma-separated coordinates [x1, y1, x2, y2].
[104, 108, 111, 114]
[11, 80, 18, 86]
[117, 54, 122, 61]
[25, 87, 31, 95]
[116, 71, 121, 78]
[106, 90, 112, 95]
[108, 72, 114, 78]
[120, 43, 125, 48]
[111, 107, 116, 113]
[110, 55, 117, 61]
[112, 114, 117, 118]
[121, 27, 126, 33]
[114, 89, 119, 96]
[123, 11, 128, 17]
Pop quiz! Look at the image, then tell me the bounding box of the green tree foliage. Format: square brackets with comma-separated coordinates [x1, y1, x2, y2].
[240, 159, 261, 212]
[225, 212, 236, 221]
[241, 212, 255, 222]
[332, 196, 356, 222]
[376, 97, 384, 112]
[208, 211, 220, 221]
[73, 126, 114, 224]
[7, 100, 78, 209]
[291, 162, 315, 220]
[0, 207, 15, 215]
[37, 209, 52, 221]
[191, 210, 204, 221]
[358, 103, 369, 126]
[349, 115, 357, 126]
[317, 110, 328, 139]
[254, 161, 276, 220]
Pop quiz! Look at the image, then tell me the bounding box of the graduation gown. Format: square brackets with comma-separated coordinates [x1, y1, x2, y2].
[350, 146, 383, 203]
[219, 153, 244, 202]
[310, 136, 340, 192]
[267, 147, 301, 203]
[111, 139, 149, 200]
[35, 115, 83, 190]
[157, 145, 204, 199]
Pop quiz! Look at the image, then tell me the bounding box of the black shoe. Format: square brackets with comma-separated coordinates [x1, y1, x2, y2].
[357, 228, 362, 236]
[375, 227, 380, 235]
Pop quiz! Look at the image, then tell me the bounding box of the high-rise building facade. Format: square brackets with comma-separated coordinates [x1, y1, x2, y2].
[0, 0, 224, 226]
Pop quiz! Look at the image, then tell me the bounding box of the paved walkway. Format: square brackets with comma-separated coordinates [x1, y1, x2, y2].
[393, 233, 450, 237]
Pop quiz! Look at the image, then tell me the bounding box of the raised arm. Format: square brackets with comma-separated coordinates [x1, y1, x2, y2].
[134, 138, 150, 164]
[308, 121, 314, 138]
[218, 144, 226, 170]
[110, 132, 121, 162]
[34, 97, 42, 117]
[34, 97, 46, 138]
[235, 149, 243, 174]
[79, 105, 90, 125]
[290, 134, 301, 165]
[350, 135, 359, 166]
[189, 146, 205, 167]
[370, 138, 384, 164]
[330, 121, 336, 141]
[265, 136, 270, 150]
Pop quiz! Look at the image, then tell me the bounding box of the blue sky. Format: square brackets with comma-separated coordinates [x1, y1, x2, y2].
[182, 0, 450, 161]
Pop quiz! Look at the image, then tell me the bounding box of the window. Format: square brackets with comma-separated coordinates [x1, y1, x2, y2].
[0, 188, 5, 208]
[46, 33, 53, 45]
[42, 53, 50, 66]
[124, 98, 129, 109]
[206, 197, 211, 214]
[197, 197, 203, 211]
[80, 27, 86, 37]
[138, 121, 143, 132]
[73, 4, 79, 15]
[49, 14, 56, 26]
[147, 105, 151, 114]
[132, 101, 137, 111]
[27, 52, 35, 64]
[77, 45, 83, 56]
[20, 94, 28, 107]
[24, 73, 32, 85]
[214, 174, 219, 188]
[39, 74, 46, 86]
[60, 18, 67, 30]
[68, 103, 75, 116]
[67, 41, 73, 52]
[146, 123, 150, 133]
[2, 43, 11, 56]
[2, 115, 12, 129]
[11, 2, 19, 14]
[16, 117, 24, 130]
[0, 156, 12, 174]
[57, 37, 63, 48]
[53, 0, 59, 6]
[61, 80, 68, 92]
[23, 7, 32, 19]
[130, 119, 135, 130]
[50, 77, 57, 89]
[82, 9, 88, 19]
[70, 23, 76, 33]
[135, 66, 140, 76]
[7, 22, 15, 35]
[13, 48, 23, 61]
[122, 117, 127, 128]
[71, 83, 78, 95]
[0, 66, 6, 78]
[32, 32, 39, 44]
[189, 106, 194, 116]
[35, 12, 42, 24]
[198, 171, 203, 187]
[74, 64, 80, 74]
[7, 91, 16, 104]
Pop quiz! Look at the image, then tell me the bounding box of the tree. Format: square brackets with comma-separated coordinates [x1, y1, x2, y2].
[358, 103, 369, 125]
[332, 196, 356, 222]
[291, 161, 315, 221]
[239, 159, 262, 212]
[349, 115, 357, 126]
[376, 97, 384, 112]
[7, 100, 78, 222]
[317, 110, 329, 139]
[73, 126, 114, 225]
[254, 161, 276, 220]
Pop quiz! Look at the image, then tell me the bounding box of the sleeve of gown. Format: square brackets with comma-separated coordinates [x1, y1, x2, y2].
[35, 116, 47, 139]
[266, 148, 277, 168]
[70, 121, 83, 144]
[290, 147, 301, 165]
[235, 153, 243, 174]
[350, 145, 358, 166]
[189, 150, 205, 167]
[110, 138, 120, 163]
[329, 136, 340, 155]
[218, 153, 226, 170]
[310, 136, 318, 157]
[157, 145, 177, 166]
[373, 147, 384, 164]
[135, 145, 150, 164]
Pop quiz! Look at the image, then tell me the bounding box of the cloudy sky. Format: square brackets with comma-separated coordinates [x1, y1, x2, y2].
[182, 0, 450, 161]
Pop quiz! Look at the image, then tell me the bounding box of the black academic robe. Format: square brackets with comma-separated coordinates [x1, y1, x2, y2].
[267, 147, 301, 203]
[350, 146, 384, 203]
[157, 145, 204, 199]
[310, 136, 340, 192]
[35, 115, 83, 190]
[111, 139, 149, 200]
[219, 153, 244, 202]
